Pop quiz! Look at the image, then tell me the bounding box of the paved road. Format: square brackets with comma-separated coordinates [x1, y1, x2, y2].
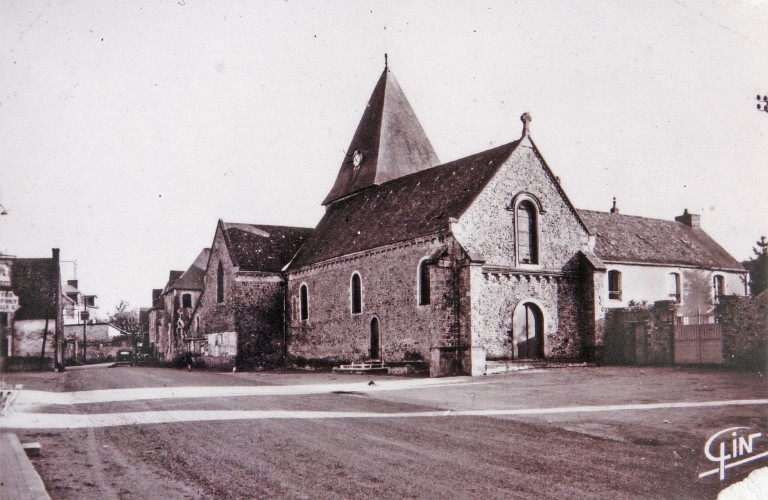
[2, 366, 766, 499]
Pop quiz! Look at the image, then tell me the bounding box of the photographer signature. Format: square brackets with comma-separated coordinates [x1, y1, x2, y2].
[699, 427, 767, 480]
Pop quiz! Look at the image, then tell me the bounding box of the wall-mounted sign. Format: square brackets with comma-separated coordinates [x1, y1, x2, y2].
[0, 291, 20, 313]
[80, 311, 90, 320]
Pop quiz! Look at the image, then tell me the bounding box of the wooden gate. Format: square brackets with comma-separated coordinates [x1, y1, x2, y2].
[674, 313, 723, 364]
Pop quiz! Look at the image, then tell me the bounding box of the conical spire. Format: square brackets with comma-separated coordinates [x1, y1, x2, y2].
[322, 62, 440, 205]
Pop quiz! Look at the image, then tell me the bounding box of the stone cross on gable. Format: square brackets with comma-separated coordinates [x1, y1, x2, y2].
[521, 112, 532, 137]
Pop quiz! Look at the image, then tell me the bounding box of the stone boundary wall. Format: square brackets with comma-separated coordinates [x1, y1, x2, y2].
[2, 356, 53, 372]
[604, 301, 676, 365]
[717, 293, 768, 370]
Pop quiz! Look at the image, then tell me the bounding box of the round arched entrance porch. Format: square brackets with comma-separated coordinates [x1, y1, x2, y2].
[511, 301, 546, 359]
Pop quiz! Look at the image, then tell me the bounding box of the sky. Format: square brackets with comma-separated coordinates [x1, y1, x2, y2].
[1, 0, 768, 318]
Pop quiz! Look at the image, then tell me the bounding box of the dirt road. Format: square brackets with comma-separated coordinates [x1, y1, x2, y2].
[3, 366, 766, 499]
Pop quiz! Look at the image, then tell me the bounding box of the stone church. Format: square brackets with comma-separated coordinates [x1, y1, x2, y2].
[184, 63, 745, 375]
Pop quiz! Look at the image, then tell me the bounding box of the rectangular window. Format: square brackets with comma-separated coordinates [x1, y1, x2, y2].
[608, 270, 622, 300]
[713, 275, 724, 303]
[668, 273, 681, 303]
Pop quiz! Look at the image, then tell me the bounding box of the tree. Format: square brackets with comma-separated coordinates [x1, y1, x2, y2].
[744, 236, 768, 296]
[108, 301, 141, 343]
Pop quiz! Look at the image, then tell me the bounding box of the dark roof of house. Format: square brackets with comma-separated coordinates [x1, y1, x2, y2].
[221, 222, 314, 272]
[170, 248, 211, 291]
[10, 258, 58, 321]
[161, 271, 184, 294]
[578, 209, 744, 271]
[291, 140, 521, 268]
[322, 68, 440, 205]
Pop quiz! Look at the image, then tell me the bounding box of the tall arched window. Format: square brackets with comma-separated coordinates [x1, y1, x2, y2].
[300, 284, 309, 321]
[182, 293, 192, 309]
[216, 262, 224, 303]
[608, 270, 622, 301]
[418, 260, 431, 306]
[517, 200, 539, 265]
[351, 273, 362, 314]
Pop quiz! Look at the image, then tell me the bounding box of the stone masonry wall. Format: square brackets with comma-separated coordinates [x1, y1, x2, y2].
[457, 141, 591, 270]
[604, 301, 676, 365]
[193, 226, 237, 338]
[717, 293, 768, 370]
[192, 225, 287, 368]
[286, 236, 458, 364]
[233, 277, 285, 367]
[459, 141, 594, 361]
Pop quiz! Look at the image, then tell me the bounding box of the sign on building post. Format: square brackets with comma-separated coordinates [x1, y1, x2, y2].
[0, 291, 20, 313]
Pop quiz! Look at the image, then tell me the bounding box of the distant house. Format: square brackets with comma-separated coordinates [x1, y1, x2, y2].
[148, 271, 182, 359]
[61, 279, 97, 326]
[63, 322, 133, 362]
[148, 249, 211, 359]
[138, 307, 150, 350]
[0, 249, 63, 363]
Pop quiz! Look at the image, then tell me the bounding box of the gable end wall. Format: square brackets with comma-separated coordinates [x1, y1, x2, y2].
[459, 143, 594, 360]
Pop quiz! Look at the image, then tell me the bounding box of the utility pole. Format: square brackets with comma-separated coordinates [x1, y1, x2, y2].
[80, 295, 96, 362]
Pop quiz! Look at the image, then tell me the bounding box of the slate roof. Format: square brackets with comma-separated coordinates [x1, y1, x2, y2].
[578, 209, 744, 272]
[322, 68, 440, 205]
[170, 248, 211, 291]
[221, 222, 314, 272]
[291, 141, 521, 268]
[10, 258, 58, 321]
[161, 271, 184, 294]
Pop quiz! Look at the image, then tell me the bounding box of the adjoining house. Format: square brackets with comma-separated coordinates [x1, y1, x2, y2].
[580, 204, 746, 315]
[0, 249, 63, 366]
[188, 221, 312, 368]
[178, 64, 747, 375]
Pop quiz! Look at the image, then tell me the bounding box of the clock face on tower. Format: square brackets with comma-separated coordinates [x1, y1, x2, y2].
[352, 149, 363, 168]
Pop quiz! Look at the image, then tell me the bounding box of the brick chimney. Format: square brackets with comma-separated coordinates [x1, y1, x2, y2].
[675, 209, 700, 228]
[152, 289, 162, 303]
[67, 279, 78, 289]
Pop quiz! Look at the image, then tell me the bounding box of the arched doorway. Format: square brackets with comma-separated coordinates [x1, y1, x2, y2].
[512, 302, 544, 359]
[370, 317, 380, 360]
